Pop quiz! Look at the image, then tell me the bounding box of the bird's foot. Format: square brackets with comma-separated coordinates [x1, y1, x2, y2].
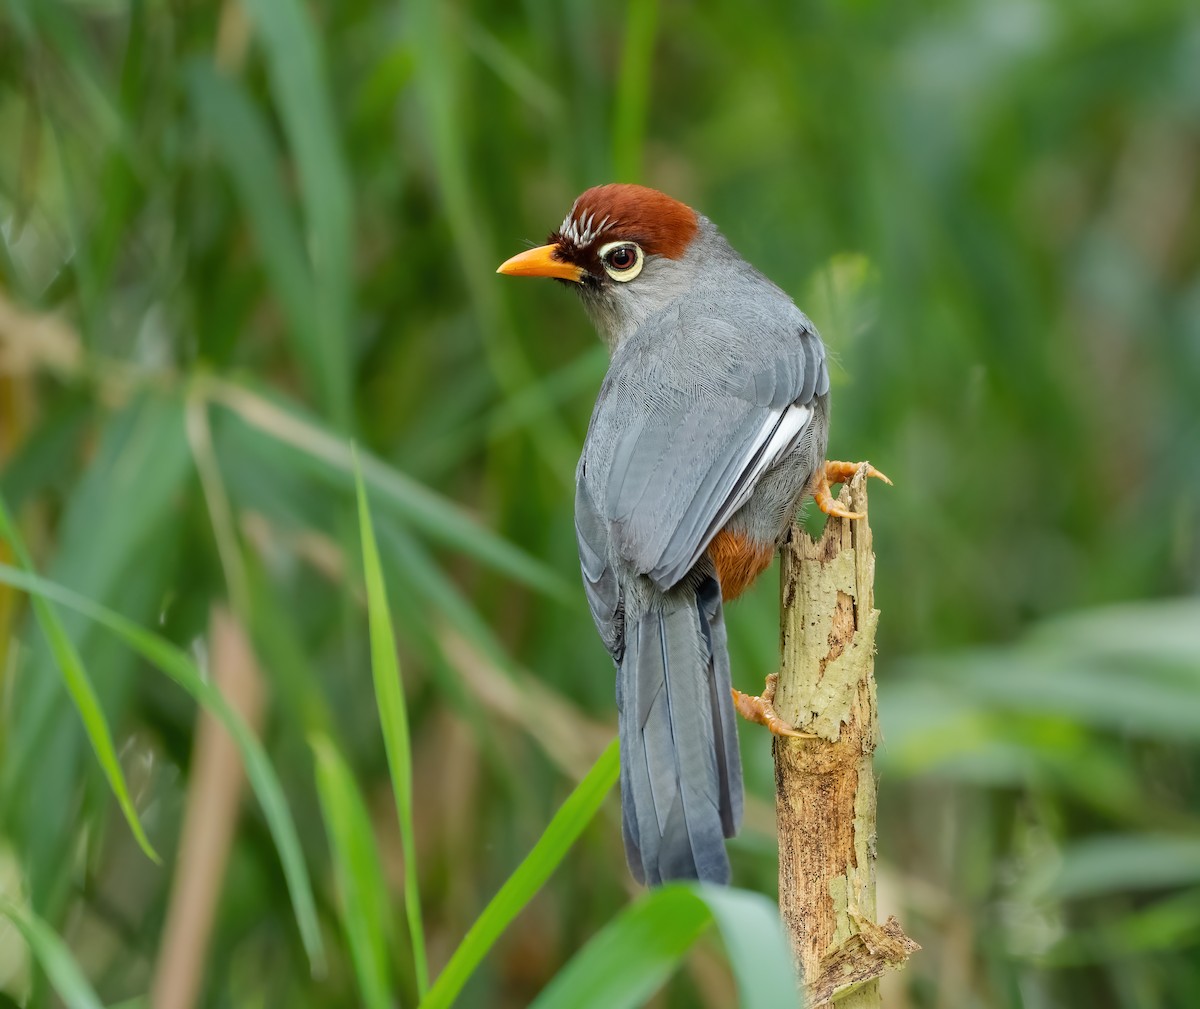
[813, 460, 892, 520]
[731, 674, 816, 738]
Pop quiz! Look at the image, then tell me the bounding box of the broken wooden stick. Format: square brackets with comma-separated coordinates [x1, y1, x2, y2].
[773, 466, 918, 1007]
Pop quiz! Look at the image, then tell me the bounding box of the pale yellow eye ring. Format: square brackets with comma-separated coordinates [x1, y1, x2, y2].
[598, 241, 644, 282]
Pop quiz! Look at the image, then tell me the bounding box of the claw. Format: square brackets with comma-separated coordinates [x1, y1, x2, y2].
[814, 460, 891, 520]
[731, 674, 816, 739]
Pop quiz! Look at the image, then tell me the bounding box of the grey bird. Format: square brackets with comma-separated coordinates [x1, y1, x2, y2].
[498, 184, 885, 885]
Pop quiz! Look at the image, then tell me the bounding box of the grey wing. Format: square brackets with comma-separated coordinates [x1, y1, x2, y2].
[575, 464, 625, 660]
[583, 312, 828, 591]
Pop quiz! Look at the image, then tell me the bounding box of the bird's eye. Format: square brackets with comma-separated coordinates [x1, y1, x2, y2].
[598, 241, 644, 282]
[607, 247, 635, 269]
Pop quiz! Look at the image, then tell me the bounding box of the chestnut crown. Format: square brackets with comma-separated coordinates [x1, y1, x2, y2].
[549, 184, 699, 281]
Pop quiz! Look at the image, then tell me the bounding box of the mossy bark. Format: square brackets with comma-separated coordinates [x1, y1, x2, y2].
[773, 467, 918, 1007]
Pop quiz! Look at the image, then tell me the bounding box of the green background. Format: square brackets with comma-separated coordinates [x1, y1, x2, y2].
[1, 0, 1198, 1006]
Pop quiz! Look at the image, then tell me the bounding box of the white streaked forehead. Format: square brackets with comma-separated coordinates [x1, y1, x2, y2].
[559, 203, 615, 248]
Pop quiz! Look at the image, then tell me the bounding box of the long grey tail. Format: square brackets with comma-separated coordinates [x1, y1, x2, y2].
[617, 575, 744, 885]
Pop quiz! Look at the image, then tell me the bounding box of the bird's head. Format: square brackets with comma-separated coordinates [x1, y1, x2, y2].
[497, 183, 709, 347]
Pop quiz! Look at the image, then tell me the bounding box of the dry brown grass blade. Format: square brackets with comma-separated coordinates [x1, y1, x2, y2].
[0, 292, 82, 380]
[150, 607, 265, 1009]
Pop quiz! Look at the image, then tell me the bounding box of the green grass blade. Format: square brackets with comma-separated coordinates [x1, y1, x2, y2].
[185, 63, 323, 402]
[612, 0, 659, 180]
[355, 456, 429, 995]
[0, 563, 326, 975]
[0, 899, 104, 1009]
[0, 396, 192, 902]
[463, 19, 562, 121]
[240, 0, 354, 429]
[311, 733, 394, 1009]
[209, 382, 571, 600]
[407, 0, 579, 482]
[530, 884, 800, 1009]
[420, 737, 620, 1009]
[0, 495, 159, 863]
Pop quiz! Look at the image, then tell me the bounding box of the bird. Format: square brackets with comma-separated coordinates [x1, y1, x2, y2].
[497, 184, 887, 886]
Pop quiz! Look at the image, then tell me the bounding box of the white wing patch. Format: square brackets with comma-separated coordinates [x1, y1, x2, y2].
[704, 402, 813, 539]
[648, 400, 816, 590]
[649, 401, 815, 588]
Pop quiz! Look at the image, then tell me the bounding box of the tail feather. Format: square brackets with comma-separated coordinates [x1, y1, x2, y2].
[697, 576, 743, 837]
[617, 576, 743, 885]
[618, 727, 647, 883]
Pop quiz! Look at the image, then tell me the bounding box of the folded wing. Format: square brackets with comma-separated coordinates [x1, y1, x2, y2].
[578, 308, 829, 599]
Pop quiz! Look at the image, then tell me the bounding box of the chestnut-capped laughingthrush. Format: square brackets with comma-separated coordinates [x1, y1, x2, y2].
[498, 184, 887, 886]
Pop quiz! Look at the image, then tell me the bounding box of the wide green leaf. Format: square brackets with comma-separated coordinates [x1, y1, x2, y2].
[531, 884, 800, 1009]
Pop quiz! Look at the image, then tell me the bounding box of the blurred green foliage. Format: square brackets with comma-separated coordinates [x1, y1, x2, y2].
[1, 0, 1198, 1006]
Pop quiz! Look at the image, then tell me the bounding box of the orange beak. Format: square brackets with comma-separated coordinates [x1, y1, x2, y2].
[496, 244, 585, 283]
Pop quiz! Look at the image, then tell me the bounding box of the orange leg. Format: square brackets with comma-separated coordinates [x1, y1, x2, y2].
[813, 460, 892, 520]
[731, 673, 816, 739]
